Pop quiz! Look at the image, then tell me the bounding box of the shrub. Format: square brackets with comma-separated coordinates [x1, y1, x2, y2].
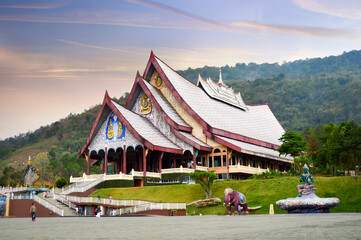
[55, 177, 68, 188]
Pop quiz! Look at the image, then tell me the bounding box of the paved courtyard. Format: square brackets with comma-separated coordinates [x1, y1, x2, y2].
[1, 213, 360, 239]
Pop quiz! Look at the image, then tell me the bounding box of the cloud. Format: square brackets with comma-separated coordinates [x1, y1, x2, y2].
[293, 0, 361, 20]
[232, 20, 355, 38]
[41, 66, 126, 73]
[126, 0, 236, 32]
[56, 39, 146, 56]
[0, 13, 189, 30]
[0, 2, 66, 9]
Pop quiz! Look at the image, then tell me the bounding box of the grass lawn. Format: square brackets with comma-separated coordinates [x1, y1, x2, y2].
[92, 176, 361, 215]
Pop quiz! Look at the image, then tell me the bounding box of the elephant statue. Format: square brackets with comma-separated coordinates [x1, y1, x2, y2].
[224, 188, 249, 215]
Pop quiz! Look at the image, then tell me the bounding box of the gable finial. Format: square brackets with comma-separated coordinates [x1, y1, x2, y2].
[218, 69, 224, 86]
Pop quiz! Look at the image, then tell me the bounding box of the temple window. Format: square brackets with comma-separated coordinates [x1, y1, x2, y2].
[223, 155, 226, 166]
[208, 156, 212, 167]
[214, 156, 221, 167]
[232, 156, 236, 165]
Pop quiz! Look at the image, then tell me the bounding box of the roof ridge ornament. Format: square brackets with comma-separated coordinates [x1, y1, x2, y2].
[218, 69, 225, 86]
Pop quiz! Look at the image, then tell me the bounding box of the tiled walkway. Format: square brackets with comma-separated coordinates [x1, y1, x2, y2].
[1, 213, 360, 239]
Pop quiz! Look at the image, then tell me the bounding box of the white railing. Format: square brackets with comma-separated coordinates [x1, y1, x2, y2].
[147, 179, 180, 184]
[196, 166, 208, 171]
[127, 202, 186, 214]
[60, 176, 105, 195]
[0, 186, 29, 193]
[162, 166, 195, 174]
[70, 173, 105, 183]
[104, 174, 133, 181]
[130, 170, 161, 178]
[33, 195, 64, 216]
[131, 170, 144, 177]
[146, 172, 161, 178]
[54, 194, 77, 210]
[65, 196, 152, 207]
[229, 164, 267, 174]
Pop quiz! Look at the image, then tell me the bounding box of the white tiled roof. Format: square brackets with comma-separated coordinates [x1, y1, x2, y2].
[178, 131, 212, 148]
[155, 57, 285, 146]
[112, 100, 181, 150]
[198, 75, 248, 110]
[142, 79, 190, 129]
[216, 135, 293, 162]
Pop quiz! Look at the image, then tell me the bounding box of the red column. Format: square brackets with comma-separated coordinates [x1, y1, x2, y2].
[117, 155, 121, 174]
[87, 153, 90, 175]
[143, 147, 146, 177]
[104, 147, 108, 175]
[173, 155, 177, 168]
[158, 152, 162, 173]
[193, 148, 197, 170]
[226, 148, 230, 180]
[139, 149, 143, 172]
[122, 145, 126, 174]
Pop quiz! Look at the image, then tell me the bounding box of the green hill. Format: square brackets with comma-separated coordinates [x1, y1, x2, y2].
[93, 176, 361, 215]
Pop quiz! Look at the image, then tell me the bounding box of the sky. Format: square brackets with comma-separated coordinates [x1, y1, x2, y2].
[0, 0, 361, 140]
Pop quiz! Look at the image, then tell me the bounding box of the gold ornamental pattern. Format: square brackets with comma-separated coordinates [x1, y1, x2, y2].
[140, 93, 152, 114]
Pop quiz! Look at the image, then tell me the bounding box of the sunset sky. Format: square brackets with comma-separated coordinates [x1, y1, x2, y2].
[1, 0, 361, 140]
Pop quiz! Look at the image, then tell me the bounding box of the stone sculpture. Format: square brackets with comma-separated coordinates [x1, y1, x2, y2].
[276, 164, 339, 213]
[224, 188, 249, 215]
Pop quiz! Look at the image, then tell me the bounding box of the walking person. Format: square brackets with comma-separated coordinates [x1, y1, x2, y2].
[109, 195, 112, 204]
[98, 194, 101, 203]
[30, 203, 36, 221]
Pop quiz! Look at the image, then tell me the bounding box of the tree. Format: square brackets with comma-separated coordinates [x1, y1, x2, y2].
[277, 131, 307, 157]
[34, 152, 55, 186]
[189, 171, 217, 199]
[0, 166, 24, 187]
[55, 177, 68, 188]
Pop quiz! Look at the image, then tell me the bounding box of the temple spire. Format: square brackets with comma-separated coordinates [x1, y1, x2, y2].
[218, 69, 224, 86]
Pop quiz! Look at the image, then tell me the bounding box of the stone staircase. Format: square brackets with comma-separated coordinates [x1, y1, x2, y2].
[38, 192, 77, 216]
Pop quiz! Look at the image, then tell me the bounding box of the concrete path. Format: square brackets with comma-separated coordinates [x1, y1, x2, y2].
[0, 213, 360, 239]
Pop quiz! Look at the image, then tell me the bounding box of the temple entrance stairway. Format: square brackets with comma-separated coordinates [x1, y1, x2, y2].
[37, 192, 77, 217]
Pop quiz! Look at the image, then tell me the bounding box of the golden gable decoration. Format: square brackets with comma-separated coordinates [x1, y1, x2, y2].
[140, 93, 152, 114]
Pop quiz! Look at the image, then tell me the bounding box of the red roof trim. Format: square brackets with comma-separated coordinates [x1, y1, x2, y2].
[170, 128, 212, 152]
[143, 53, 212, 132]
[78, 92, 110, 158]
[212, 128, 279, 150]
[125, 71, 141, 109]
[154, 146, 182, 154]
[214, 136, 242, 153]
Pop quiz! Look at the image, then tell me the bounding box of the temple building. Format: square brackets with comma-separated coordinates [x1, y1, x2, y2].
[77, 51, 292, 186]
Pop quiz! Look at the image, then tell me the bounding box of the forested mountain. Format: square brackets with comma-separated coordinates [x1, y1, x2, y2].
[179, 50, 361, 131]
[1, 50, 360, 184]
[179, 50, 361, 83]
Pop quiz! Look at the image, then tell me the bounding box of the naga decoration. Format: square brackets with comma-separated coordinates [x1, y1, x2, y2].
[223, 188, 249, 215]
[24, 156, 40, 186]
[140, 93, 152, 114]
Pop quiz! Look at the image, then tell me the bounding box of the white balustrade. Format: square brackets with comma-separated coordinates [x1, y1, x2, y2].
[229, 164, 267, 174]
[33, 195, 64, 216]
